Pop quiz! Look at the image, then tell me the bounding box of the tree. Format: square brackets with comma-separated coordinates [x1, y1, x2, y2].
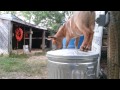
[0, 11, 16, 15]
[107, 11, 120, 79]
[20, 11, 34, 23]
[32, 11, 65, 30]
[20, 11, 64, 30]
[20, 11, 73, 34]
[0, 11, 73, 34]
[21, 11, 72, 32]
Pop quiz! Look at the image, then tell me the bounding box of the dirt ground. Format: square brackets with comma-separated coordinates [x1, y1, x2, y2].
[0, 49, 48, 79]
[0, 55, 48, 79]
[25, 51, 107, 79]
[0, 49, 107, 79]
[26, 55, 48, 79]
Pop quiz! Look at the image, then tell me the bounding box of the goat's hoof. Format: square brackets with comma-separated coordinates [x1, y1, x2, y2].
[84, 49, 88, 52]
[86, 46, 91, 51]
[80, 46, 86, 51]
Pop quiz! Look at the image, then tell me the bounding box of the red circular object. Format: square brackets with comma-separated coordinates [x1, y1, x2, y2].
[15, 28, 23, 42]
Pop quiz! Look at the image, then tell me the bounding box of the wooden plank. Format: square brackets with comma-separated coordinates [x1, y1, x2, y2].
[29, 28, 33, 52]
[25, 37, 43, 39]
[23, 27, 25, 45]
[107, 11, 120, 79]
[103, 27, 108, 35]
[8, 21, 13, 54]
[102, 46, 107, 51]
[103, 34, 108, 39]
[102, 38, 107, 46]
[41, 30, 46, 51]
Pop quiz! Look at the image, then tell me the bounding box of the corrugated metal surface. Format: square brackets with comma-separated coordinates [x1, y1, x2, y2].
[0, 19, 9, 55]
[48, 59, 98, 79]
[91, 11, 105, 77]
[47, 49, 99, 79]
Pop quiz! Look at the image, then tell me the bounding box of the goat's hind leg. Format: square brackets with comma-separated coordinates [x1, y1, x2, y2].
[75, 37, 80, 49]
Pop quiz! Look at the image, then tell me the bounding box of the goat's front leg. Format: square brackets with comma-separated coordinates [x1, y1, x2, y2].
[80, 27, 90, 52]
[75, 37, 80, 49]
[65, 37, 71, 49]
[86, 31, 94, 51]
[86, 25, 95, 51]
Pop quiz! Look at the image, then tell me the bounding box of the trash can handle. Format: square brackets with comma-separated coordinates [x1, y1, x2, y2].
[86, 66, 95, 77]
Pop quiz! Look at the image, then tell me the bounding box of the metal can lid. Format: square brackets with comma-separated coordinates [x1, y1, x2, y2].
[46, 49, 99, 60]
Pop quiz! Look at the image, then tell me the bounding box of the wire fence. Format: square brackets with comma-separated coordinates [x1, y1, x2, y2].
[0, 19, 9, 55]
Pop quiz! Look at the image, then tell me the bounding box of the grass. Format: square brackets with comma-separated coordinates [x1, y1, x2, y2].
[34, 51, 46, 56]
[0, 55, 29, 72]
[0, 53, 47, 79]
[9, 53, 29, 58]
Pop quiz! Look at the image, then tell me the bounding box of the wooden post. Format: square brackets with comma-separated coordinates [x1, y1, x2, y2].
[29, 28, 33, 52]
[23, 27, 25, 45]
[42, 30, 46, 51]
[8, 21, 13, 54]
[107, 11, 120, 79]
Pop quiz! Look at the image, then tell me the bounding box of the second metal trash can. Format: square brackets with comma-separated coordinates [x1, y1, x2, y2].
[46, 49, 99, 79]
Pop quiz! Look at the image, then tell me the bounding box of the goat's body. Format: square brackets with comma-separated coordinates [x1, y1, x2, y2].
[64, 11, 95, 38]
[50, 11, 96, 51]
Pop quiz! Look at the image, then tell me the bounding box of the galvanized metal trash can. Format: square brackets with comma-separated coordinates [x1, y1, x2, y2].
[46, 49, 99, 79]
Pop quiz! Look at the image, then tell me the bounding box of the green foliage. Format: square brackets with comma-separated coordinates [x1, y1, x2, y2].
[0, 56, 27, 72]
[20, 11, 73, 30]
[0, 11, 73, 34]
[9, 53, 29, 58]
[0, 55, 47, 77]
[20, 11, 34, 23]
[32, 11, 65, 30]
[0, 11, 16, 15]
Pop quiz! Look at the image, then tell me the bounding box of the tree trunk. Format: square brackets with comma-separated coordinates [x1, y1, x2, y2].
[107, 11, 120, 79]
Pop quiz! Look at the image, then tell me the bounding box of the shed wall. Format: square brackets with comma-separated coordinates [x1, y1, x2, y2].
[0, 19, 10, 55]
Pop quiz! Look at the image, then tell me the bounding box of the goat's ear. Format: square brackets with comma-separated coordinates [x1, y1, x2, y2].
[46, 36, 57, 40]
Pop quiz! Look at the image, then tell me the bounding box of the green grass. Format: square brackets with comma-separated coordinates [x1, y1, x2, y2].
[34, 52, 46, 56]
[0, 53, 47, 78]
[0, 54, 3, 57]
[0, 56, 29, 72]
[9, 53, 29, 58]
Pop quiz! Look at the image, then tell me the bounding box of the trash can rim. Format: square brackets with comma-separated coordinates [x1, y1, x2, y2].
[46, 49, 99, 60]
